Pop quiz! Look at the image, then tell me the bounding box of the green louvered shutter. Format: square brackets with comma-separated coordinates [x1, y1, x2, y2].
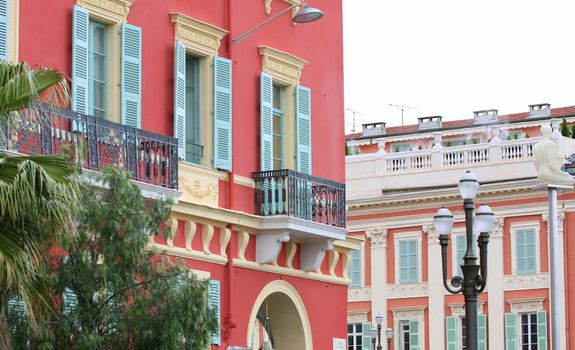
[408, 240, 418, 282]
[173, 40, 186, 159]
[349, 249, 361, 287]
[213, 56, 232, 170]
[409, 320, 420, 350]
[537, 310, 548, 350]
[121, 23, 141, 128]
[260, 72, 273, 171]
[446, 316, 458, 350]
[208, 279, 221, 345]
[296, 85, 312, 174]
[361, 322, 372, 350]
[0, 0, 8, 61]
[72, 5, 89, 114]
[505, 313, 517, 350]
[455, 235, 466, 276]
[399, 240, 409, 283]
[63, 287, 78, 316]
[525, 229, 537, 273]
[478, 314, 487, 350]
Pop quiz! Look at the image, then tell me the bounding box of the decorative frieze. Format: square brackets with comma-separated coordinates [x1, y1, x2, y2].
[171, 13, 228, 57]
[77, 0, 133, 23]
[348, 287, 371, 302]
[448, 302, 485, 317]
[504, 273, 549, 291]
[259, 46, 307, 85]
[508, 298, 546, 313]
[387, 283, 428, 299]
[347, 311, 369, 324]
[367, 228, 387, 248]
[391, 306, 426, 319]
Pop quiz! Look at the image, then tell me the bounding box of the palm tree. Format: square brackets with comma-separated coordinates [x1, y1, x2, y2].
[0, 61, 80, 349]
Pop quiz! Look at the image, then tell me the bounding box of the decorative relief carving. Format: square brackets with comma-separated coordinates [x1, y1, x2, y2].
[387, 283, 428, 299]
[491, 217, 504, 239]
[171, 13, 228, 57]
[264, 0, 272, 14]
[391, 306, 426, 319]
[508, 298, 546, 313]
[423, 225, 439, 245]
[348, 287, 371, 302]
[448, 302, 485, 317]
[347, 311, 369, 324]
[77, 0, 133, 22]
[542, 210, 565, 231]
[504, 273, 549, 291]
[366, 228, 387, 248]
[259, 46, 307, 85]
[178, 176, 217, 202]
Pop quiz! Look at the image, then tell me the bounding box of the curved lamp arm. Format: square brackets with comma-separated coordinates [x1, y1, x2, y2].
[475, 232, 490, 292]
[440, 235, 463, 294]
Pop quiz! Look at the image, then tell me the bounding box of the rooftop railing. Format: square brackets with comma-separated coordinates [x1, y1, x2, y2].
[1, 103, 178, 189]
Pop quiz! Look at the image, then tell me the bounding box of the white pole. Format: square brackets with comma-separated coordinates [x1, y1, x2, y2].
[548, 186, 561, 350]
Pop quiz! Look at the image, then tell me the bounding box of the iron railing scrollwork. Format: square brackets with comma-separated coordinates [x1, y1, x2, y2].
[252, 169, 346, 228]
[2, 103, 178, 190]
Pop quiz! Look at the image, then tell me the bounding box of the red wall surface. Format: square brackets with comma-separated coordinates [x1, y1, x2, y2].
[19, 0, 345, 183]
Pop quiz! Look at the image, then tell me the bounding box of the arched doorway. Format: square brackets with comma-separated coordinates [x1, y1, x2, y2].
[246, 280, 313, 350]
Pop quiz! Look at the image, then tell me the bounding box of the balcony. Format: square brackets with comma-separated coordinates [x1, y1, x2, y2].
[252, 169, 347, 271]
[346, 136, 575, 200]
[1, 104, 180, 199]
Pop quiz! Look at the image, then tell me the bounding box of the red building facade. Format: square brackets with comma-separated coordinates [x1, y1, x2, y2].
[6, 0, 353, 349]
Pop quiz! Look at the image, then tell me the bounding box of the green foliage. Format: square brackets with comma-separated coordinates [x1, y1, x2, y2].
[345, 143, 350, 156]
[561, 117, 571, 137]
[571, 125, 575, 139]
[9, 167, 216, 350]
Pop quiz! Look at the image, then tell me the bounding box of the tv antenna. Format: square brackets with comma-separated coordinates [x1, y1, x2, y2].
[389, 104, 418, 126]
[346, 108, 365, 133]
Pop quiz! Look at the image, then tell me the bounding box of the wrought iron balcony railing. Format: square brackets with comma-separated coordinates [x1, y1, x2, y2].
[252, 169, 346, 228]
[1, 104, 178, 190]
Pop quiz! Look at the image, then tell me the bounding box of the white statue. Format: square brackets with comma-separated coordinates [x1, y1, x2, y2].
[532, 125, 574, 186]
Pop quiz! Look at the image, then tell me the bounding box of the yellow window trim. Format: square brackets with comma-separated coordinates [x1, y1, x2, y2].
[259, 46, 307, 170]
[76, 0, 134, 123]
[170, 13, 227, 169]
[7, 0, 18, 62]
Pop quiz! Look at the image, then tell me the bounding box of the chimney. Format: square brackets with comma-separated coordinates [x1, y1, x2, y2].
[473, 109, 499, 124]
[418, 116, 442, 130]
[362, 122, 386, 137]
[529, 103, 551, 118]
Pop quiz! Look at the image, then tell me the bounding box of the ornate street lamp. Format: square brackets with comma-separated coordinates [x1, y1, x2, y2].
[375, 315, 384, 350]
[370, 328, 378, 350]
[385, 327, 393, 349]
[433, 171, 495, 350]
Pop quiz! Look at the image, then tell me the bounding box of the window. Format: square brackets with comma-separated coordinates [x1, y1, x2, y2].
[272, 84, 284, 170]
[460, 317, 467, 350]
[89, 20, 107, 119]
[520, 313, 537, 349]
[446, 315, 486, 350]
[347, 323, 363, 350]
[400, 320, 411, 350]
[516, 228, 537, 274]
[397, 319, 420, 350]
[454, 235, 466, 277]
[349, 248, 362, 288]
[398, 239, 418, 283]
[392, 143, 412, 153]
[185, 54, 201, 164]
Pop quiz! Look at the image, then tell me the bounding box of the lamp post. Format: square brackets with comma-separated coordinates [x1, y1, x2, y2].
[433, 171, 495, 350]
[375, 315, 384, 350]
[385, 327, 393, 350]
[370, 328, 378, 350]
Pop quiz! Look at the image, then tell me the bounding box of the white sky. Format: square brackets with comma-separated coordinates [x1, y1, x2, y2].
[343, 0, 575, 133]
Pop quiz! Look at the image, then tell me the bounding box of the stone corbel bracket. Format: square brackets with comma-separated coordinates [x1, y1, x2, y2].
[256, 231, 291, 264]
[301, 239, 334, 272]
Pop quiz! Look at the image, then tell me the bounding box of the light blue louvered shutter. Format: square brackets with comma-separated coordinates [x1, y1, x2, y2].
[516, 230, 526, 273]
[208, 279, 221, 345]
[445, 316, 457, 350]
[525, 229, 536, 273]
[399, 240, 408, 283]
[260, 72, 273, 171]
[213, 56, 232, 170]
[296, 85, 312, 174]
[505, 313, 517, 350]
[349, 249, 361, 287]
[537, 310, 548, 350]
[0, 0, 8, 61]
[361, 322, 372, 350]
[173, 40, 186, 159]
[63, 287, 78, 316]
[121, 23, 141, 128]
[478, 314, 487, 350]
[455, 235, 466, 277]
[408, 240, 418, 282]
[72, 5, 89, 114]
[409, 320, 420, 350]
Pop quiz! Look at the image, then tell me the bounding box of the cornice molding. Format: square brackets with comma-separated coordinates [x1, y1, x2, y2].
[171, 13, 228, 57]
[77, 0, 134, 23]
[507, 298, 546, 313]
[259, 46, 307, 85]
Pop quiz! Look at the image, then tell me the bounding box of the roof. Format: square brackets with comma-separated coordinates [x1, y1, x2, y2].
[346, 105, 575, 140]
